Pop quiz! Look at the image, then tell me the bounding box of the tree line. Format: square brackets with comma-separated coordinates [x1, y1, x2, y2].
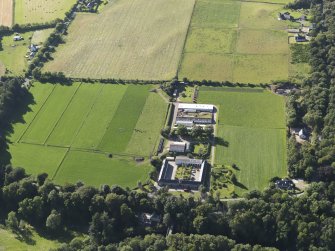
[1, 165, 335, 250]
[286, 0, 335, 181]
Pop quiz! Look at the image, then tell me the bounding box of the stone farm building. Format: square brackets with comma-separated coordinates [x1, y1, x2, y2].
[175, 103, 214, 127]
[158, 156, 207, 190]
[169, 142, 187, 153]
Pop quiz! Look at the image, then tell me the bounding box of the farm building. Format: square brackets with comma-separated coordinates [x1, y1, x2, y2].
[169, 142, 187, 153]
[299, 129, 308, 140]
[175, 103, 214, 127]
[158, 157, 207, 190]
[139, 213, 161, 226]
[178, 103, 214, 113]
[275, 179, 295, 190]
[279, 12, 292, 21]
[295, 34, 307, 42]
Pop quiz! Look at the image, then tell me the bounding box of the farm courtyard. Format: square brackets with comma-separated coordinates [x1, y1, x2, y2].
[179, 0, 307, 83]
[7, 82, 168, 187]
[44, 0, 195, 80]
[198, 87, 287, 195]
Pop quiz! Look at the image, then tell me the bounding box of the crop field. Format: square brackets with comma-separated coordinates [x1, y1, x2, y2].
[179, 0, 295, 83]
[0, 0, 13, 26]
[44, 0, 195, 80]
[14, 0, 77, 24]
[198, 87, 287, 194]
[0, 31, 32, 76]
[8, 83, 168, 187]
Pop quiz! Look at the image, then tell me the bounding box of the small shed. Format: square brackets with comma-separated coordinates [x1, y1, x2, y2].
[299, 129, 307, 140]
[13, 35, 23, 41]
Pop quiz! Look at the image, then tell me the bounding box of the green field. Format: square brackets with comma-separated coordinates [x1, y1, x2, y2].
[0, 32, 32, 76]
[0, 227, 60, 251]
[44, 0, 195, 80]
[31, 29, 54, 45]
[14, 0, 77, 24]
[179, 0, 297, 83]
[53, 151, 153, 187]
[8, 83, 167, 187]
[198, 87, 287, 194]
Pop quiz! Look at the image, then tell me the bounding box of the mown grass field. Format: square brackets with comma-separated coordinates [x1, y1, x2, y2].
[0, 0, 13, 27]
[53, 151, 153, 187]
[198, 87, 287, 194]
[14, 0, 77, 24]
[8, 83, 168, 187]
[31, 29, 54, 45]
[44, 0, 195, 80]
[0, 32, 32, 76]
[0, 227, 61, 251]
[179, 0, 299, 83]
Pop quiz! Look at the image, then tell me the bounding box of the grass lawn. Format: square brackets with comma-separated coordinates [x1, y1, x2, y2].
[44, 0, 195, 80]
[0, 32, 32, 76]
[14, 0, 77, 24]
[0, 227, 61, 251]
[71, 84, 128, 149]
[198, 87, 287, 195]
[53, 150, 153, 187]
[185, 28, 237, 54]
[179, 85, 196, 103]
[199, 87, 286, 128]
[9, 143, 68, 177]
[179, 53, 234, 81]
[215, 126, 287, 195]
[289, 62, 310, 84]
[191, 0, 241, 28]
[21, 83, 80, 144]
[233, 54, 289, 83]
[236, 29, 288, 54]
[98, 85, 151, 153]
[31, 29, 54, 45]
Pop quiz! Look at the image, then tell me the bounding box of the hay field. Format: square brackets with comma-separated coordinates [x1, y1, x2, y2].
[9, 83, 168, 187]
[14, 0, 77, 24]
[44, 0, 195, 80]
[179, 0, 293, 83]
[198, 87, 287, 194]
[0, 0, 13, 26]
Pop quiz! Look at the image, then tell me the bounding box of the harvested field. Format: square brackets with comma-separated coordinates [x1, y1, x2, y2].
[8, 83, 167, 188]
[14, 0, 77, 24]
[44, 0, 195, 80]
[0, 0, 13, 27]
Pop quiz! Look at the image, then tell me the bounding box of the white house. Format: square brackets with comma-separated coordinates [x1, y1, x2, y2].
[169, 142, 186, 153]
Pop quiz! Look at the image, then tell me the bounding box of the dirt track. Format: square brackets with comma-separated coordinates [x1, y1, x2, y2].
[0, 0, 13, 27]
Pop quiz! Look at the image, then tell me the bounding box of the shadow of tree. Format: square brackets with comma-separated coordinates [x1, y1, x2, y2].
[214, 136, 229, 147]
[0, 87, 36, 167]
